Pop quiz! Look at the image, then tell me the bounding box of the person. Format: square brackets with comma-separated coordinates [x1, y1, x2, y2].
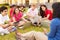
[27, 4, 41, 26]
[10, 5, 16, 18]
[16, 2, 60, 40]
[19, 5, 25, 12]
[40, 4, 52, 20]
[16, 31, 47, 40]
[40, 4, 52, 27]
[0, 6, 16, 35]
[11, 6, 28, 29]
[18, 5, 27, 17]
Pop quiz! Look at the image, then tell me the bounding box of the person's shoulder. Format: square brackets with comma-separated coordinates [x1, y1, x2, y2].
[0, 14, 2, 17]
[46, 9, 51, 12]
[27, 8, 31, 12]
[28, 8, 31, 10]
[34, 8, 38, 11]
[0, 14, 3, 19]
[51, 18, 60, 24]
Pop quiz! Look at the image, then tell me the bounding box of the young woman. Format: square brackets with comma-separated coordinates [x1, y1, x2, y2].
[16, 2, 60, 40]
[10, 5, 16, 18]
[11, 6, 28, 28]
[40, 5, 52, 20]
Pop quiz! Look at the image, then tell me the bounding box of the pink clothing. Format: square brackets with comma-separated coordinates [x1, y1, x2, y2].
[13, 12, 23, 22]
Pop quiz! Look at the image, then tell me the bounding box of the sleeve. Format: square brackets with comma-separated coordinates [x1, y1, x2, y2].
[35, 9, 39, 15]
[47, 10, 51, 16]
[27, 9, 30, 14]
[35, 9, 38, 15]
[48, 19, 58, 38]
[0, 16, 3, 24]
[6, 15, 10, 21]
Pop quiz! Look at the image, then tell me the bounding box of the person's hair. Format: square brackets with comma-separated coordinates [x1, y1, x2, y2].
[10, 5, 16, 8]
[40, 4, 47, 18]
[29, 5, 31, 8]
[0, 6, 7, 13]
[52, 2, 60, 19]
[13, 6, 19, 15]
[31, 4, 36, 7]
[20, 5, 25, 8]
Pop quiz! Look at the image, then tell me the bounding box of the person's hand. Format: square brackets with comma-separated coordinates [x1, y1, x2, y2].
[2, 24, 10, 29]
[42, 17, 48, 20]
[24, 20, 29, 23]
[9, 22, 14, 26]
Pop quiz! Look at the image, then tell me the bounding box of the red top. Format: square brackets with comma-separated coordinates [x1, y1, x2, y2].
[45, 9, 52, 20]
[10, 8, 14, 18]
[13, 12, 23, 22]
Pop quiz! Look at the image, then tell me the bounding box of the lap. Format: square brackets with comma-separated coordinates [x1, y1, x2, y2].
[0, 27, 9, 34]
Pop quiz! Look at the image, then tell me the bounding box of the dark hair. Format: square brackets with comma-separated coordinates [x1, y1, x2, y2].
[40, 5, 47, 18]
[20, 5, 25, 8]
[52, 2, 60, 19]
[10, 5, 16, 8]
[29, 5, 31, 8]
[13, 6, 19, 15]
[0, 6, 7, 13]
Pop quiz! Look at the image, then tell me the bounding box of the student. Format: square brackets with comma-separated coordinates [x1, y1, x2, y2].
[27, 4, 41, 26]
[16, 2, 60, 40]
[40, 4, 52, 27]
[12, 7, 28, 28]
[19, 5, 25, 12]
[0, 6, 16, 35]
[10, 5, 16, 18]
[40, 4, 52, 20]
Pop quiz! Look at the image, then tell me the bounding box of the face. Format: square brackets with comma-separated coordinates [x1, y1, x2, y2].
[1, 9, 8, 16]
[41, 6, 46, 11]
[15, 8, 19, 14]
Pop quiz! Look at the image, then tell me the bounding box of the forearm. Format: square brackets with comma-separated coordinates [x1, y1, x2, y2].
[22, 17, 28, 22]
[27, 13, 34, 18]
[0, 24, 10, 28]
[47, 14, 50, 19]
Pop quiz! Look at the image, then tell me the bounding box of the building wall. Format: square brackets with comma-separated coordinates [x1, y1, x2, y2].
[39, 0, 48, 4]
[0, 0, 60, 4]
[29, 0, 38, 4]
[0, 0, 5, 4]
[57, 0, 60, 2]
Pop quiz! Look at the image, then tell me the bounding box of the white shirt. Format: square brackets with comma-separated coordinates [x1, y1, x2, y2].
[0, 14, 9, 24]
[27, 8, 38, 17]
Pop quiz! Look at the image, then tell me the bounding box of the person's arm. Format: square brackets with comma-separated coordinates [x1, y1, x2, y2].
[0, 24, 10, 29]
[48, 19, 58, 38]
[46, 10, 51, 19]
[35, 9, 39, 16]
[27, 9, 34, 18]
[27, 13, 34, 18]
[12, 17, 16, 22]
[0, 16, 10, 28]
[21, 17, 28, 22]
[46, 14, 50, 19]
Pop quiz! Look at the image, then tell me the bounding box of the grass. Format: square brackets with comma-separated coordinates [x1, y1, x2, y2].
[0, 5, 49, 40]
[0, 22, 49, 40]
